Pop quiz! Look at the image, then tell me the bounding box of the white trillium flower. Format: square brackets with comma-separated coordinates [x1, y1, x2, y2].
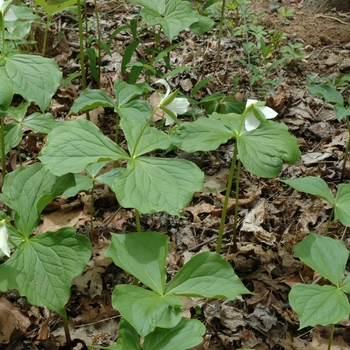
[0, 222, 10, 257]
[156, 79, 190, 126]
[0, 0, 17, 21]
[244, 99, 278, 131]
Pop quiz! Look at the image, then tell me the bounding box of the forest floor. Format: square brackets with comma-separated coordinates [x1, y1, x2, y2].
[2, 0, 350, 349]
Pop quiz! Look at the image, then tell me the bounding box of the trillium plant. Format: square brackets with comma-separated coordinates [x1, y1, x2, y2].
[0, 220, 9, 257]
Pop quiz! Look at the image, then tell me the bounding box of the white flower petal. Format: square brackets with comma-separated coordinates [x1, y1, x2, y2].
[258, 106, 278, 119]
[165, 114, 174, 126]
[155, 79, 171, 99]
[0, 225, 10, 257]
[4, 8, 17, 21]
[244, 112, 260, 131]
[246, 99, 258, 108]
[166, 98, 190, 115]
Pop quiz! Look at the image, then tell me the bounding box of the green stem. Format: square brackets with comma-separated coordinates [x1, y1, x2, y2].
[42, 16, 51, 56]
[232, 159, 241, 252]
[327, 324, 334, 350]
[90, 187, 94, 240]
[1, 11, 5, 58]
[340, 116, 350, 181]
[115, 113, 120, 143]
[93, 0, 101, 86]
[1, 116, 6, 184]
[216, 145, 239, 254]
[131, 107, 160, 159]
[215, 0, 226, 62]
[17, 144, 22, 166]
[325, 207, 334, 235]
[76, 0, 88, 94]
[62, 307, 72, 348]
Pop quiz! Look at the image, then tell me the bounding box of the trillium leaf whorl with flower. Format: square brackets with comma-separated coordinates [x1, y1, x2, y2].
[156, 79, 190, 126]
[244, 99, 278, 131]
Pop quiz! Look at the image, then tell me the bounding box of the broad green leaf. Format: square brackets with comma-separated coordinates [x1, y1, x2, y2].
[62, 173, 93, 197]
[140, 0, 199, 41]
[340, 274, 350, 294]
[112, 285, 183, 338]
[24, 112, 56, 134]
[334, 104, 350, 121]
[117, 100, 152, 122]
[143, 318, 205, 350]
[189, 15, 214, 34]
[1, 54, 61, 112]
[39, 119, 129, 176]
[237, 121, 300, 178]
[7, 102, 30, 122]
[0, 123, 22, 156]
[0, 75, 13, 112]
[69, 88, 116, 115]
[115, 317, 141, 350]
[33, 0, 77, 16]
[334, 184, 350, 226]
[128, 0, 165, 13]
[210, 111, 242, 134]
[121, 118, 170, 157]
[289, 284, 350, 328]
[0, 227, 92, 316]
[4, 20, 31, 41]
[169, 118, 233, 152]
[85, 161, 108, 178]
[105, 232, 168, 294]
[112, 157, 204, 215]
[114, 79, 143, 106]
[307, 84, 343, 105]
[294, 233, 348, 287]
[96, 168, 123, 188]
[166, 252, 250, 298]
[2, 163, 74, 237]
[280, 176, 334, 204]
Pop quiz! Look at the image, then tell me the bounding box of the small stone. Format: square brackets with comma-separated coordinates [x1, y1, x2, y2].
[324, 53, 339, 67]
[340, 58, 350, 72]
[339, 50, 350, 55]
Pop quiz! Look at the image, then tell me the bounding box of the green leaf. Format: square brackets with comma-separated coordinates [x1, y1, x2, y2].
[237, 121, 300, 178]
[24, 112, 56, 134]
[69, 88, 116, 115]
[169, 118, 233, 152]
[85, 161, 108, 178]
[96, 168, 123, 188]
[143, 318, 205, 350]
[2, 163, 74, 237]
[289, 284, 350, 328]
[7, 102, 30, 122]
[307, 84, 344, 105]
[114, 79, 143, 106]
[334, 184, 350, 226]
[294, 233, 349, 287]
[0, 227, 92, 316]
[121, 118, 170, 157]
[341, 274, 350, 294]
[334, 104, 350, 121]
[105, 232, 168, 294]
[112, 285, 183, 338]
[114, 317, 141, 350]
[1, 54, 62, 112]
[112, 157, 203, 215]
[140, 0, 199, 41]
[0, 75, 13, 112]
[39, 119, 129, 176]
[33, 0, 77, 16]
[117, 100, 152, 122]
[166, 252, 250, 298]
[0, 123, 22, 155]
[280, 177, 335, 204]
[189, 15, 214, 34]
[62, 173, 93, 197]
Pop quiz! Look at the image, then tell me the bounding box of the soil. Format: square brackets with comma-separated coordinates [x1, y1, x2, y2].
[2, 0, 350, 349]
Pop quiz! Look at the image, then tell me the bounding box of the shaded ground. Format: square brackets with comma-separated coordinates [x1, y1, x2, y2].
[2, 0, 350, 349]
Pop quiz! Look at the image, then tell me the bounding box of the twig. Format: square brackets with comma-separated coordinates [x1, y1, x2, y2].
[315, 14, 350, 26]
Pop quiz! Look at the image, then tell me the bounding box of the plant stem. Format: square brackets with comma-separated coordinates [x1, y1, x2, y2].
[90, 187, 94, 240]
[42, 16, 51, 56]
[17, 144, 22, 166]
[62, 307, 72, 348]
[215, 0, 226, 62]
[1, 116, 6, 184]
[216, 145, 239, 254]
[1, 11, 5, 58]
[232, 159, 241, 252]
[325, 207, 334, 235]
[327, 324, 334, 350]
[133, 209, 141, 286]
[340, 116, 350, 181]
[93, 0, 101, 87]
